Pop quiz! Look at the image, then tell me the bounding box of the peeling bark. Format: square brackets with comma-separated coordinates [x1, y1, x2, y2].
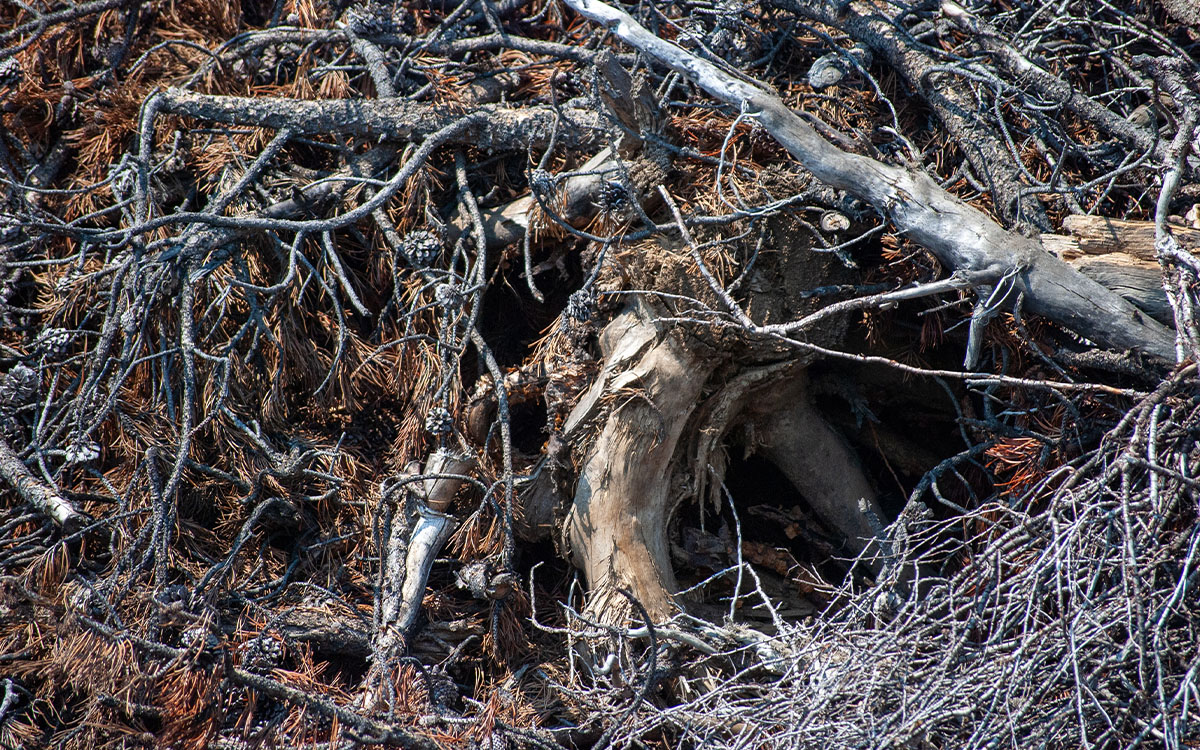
[1048, 216, 1200, 261]
[562, 299, 884, 623]
[1043, 217, 1200, 325]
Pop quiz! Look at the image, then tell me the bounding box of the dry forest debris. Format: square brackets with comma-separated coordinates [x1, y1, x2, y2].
[564, 0, 1178, 362]
[0, 0, 1198, 747]
[0, 435, 87, 532]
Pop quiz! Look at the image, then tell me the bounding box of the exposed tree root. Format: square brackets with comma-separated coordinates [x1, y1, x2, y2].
[565, 301, 718, 623]
[2, 0, 1198, 745]
[564, 300, 883, 624]
[751, 377, 883, 564]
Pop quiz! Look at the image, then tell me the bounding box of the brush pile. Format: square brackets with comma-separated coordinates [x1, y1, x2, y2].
[0, 0, 1197, 747]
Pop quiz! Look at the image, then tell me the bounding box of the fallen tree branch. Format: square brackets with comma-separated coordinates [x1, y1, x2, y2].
[363, 450, 474, 707]
[0, 437, 88, 532]
[940, 1, 1175, 172]
[562, 0, 1177, 361]
[777, 0, 1053, 231]
[1142, 53, 1200, 362]
[156, 89, 603, 152]
[753, 386, 882, 564]
[453, 53, 668, 250]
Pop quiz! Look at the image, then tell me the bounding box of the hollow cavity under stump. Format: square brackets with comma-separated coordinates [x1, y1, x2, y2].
[556, 297, 885, 625]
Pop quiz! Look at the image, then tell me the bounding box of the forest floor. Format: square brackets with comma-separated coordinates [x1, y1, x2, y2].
[1, 0, 1199, 747]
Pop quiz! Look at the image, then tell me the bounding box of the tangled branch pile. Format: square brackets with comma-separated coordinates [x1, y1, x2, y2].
[562, 365, 1200, 748]
[0, 0, 1197, 747]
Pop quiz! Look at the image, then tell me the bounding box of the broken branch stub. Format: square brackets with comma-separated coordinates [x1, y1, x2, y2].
[362, 451, 474, 706]
[562, 0, 1177, 362]
[1041, 216, 1200, 326]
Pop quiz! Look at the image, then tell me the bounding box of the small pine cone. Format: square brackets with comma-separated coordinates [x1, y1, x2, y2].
[400, 228, 442, 267]
[455, 560, 491, 599]
[0, 364, 38, 409]
[0, 58, 22, 90]
[708, 27, 736, 53]
[427, 666, 461, 712]
[563, 286, 598, 347]
[564, 287, 596, 324]
[107, 161, 136, 202]
[67, 585, 101, 616]
[434, 282, 465, 309]
[240, 635, 284, 674]
[425, 406, 454, 435]
[528, 168, 555, 197]
[597, 180, 629, 213]
[157, 583, 190, 605]
[34, 327, 73, 357]
[345, 7, 393, 36]
[63, 438, 100, 466]
[181, 626, 220, 653]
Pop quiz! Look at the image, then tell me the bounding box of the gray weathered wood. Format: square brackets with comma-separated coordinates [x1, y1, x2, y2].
[0, 437, 87, 532]
[563, 0, 1177, 361]
[157, 89, 602, 152]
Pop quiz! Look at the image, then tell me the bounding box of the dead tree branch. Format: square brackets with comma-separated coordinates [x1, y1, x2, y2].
[0, 436, 87, 532]
[563, 0, 1177, 361]
[156, 89, 604, 152]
